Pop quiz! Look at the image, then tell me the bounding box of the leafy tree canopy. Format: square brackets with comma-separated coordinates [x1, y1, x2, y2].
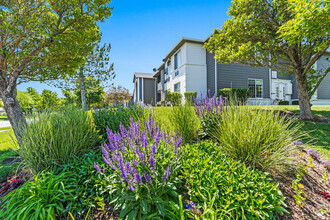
[205, 0, 329, 119]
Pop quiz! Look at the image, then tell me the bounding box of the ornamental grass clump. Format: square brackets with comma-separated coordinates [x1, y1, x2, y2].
[194, 90, 226, 138]
[211, 106, 303, 172]
[95, 116, 183, 219]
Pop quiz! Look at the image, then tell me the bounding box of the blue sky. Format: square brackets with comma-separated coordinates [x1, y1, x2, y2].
[18, 0, 232, 96]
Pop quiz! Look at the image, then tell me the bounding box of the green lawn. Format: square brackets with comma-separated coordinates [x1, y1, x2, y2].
[261, 105, 330, 159]
[0, 127, 19, 182]
[154, 105, 330, 159]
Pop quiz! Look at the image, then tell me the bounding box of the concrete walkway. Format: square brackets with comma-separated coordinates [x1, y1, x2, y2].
[0, 120, 11, 128]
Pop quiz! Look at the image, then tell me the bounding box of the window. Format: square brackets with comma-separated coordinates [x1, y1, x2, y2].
[174, 82, 181, 92]
[139, 78, 143, 101]
[175, 71, 179, 77]
[174, 50, 181, 70]
[248, 79, 263, 98]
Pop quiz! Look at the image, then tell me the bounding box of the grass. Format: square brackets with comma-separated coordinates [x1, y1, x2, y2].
[260, 105, 330, 159]
[0, 127, 19, 182]
[154, 105, 330, 159]
[0, 115, 8, 121]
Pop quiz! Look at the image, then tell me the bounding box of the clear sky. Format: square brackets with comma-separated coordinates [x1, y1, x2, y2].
[18, 0, 232, 96]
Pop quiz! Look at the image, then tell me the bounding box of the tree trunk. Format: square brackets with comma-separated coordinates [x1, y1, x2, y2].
[79, 68, 87, 111]
[0, 90, 27, 144]
[296, 73, 314, 120]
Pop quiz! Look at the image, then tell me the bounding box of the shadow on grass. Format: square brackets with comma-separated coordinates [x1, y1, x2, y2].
[0, 150, 20, 182]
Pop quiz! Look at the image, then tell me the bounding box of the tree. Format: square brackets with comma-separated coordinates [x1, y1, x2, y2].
[205, 0, 329, 120]
[103, 85, 131, 105]
[17, 91, 34, 115]
[0, 0, 113, 142]
[59, 42, 115, 110]
[40, 89, 59, 109]
[26, 87, 41, 111]
[75, 76, 105, 108]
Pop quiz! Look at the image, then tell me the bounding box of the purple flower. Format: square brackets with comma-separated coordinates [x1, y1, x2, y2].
[174, 136, 183, 153]
[144, 173, 151, 184]
[162, 166, 171, 182]
[94, 162, 102, 175]
[134, 172, 143, 185]
[129, 185, 135, 192]
[132, 159, 138, 167]
[150, 155, 155, 171]
[294, 140, 303, 146]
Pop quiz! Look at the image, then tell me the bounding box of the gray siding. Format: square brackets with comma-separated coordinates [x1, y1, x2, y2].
[216, 63, 271, 98]
[206, 52, 216, 96]
[317, 55, 330, 99]
[143, 78, 155, 105]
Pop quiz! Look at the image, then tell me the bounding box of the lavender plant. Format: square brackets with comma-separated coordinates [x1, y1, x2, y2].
[95, 116, 183, 219]
[194, 90, 226, 138]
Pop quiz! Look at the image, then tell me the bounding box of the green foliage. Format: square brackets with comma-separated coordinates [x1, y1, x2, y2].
[167, 91, 182, 106]
[0, 151, 113, 220]
[92, 104, 146, 141]
[40, 89, 59, 109]
[211, 106, 303, 172]
[292, 171, 306, 207]
[0, 171, 68, 220]
[16, 91, 34, 114]
[75, 76, 105, 108]
[278, 100, 290, 105]
[218, 88, 250, 104]
[56, 150, 113, 218]
[169, 105, 199, 142]
[184, 92, 197, 105]
[19, 106, 99, 173]
[181, 141, 288, 219]
[292, 100, 299, 105]
[205, 0, 329, 119]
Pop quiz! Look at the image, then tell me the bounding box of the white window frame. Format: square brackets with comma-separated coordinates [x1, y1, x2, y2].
[174, 82, 181, 93]
[248, 78, 263, 99]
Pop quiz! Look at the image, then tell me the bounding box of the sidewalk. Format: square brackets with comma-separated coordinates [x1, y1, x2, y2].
[0, 121, 11, 128]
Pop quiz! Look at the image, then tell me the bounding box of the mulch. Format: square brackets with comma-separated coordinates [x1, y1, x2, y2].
[274, 149, 330, 220]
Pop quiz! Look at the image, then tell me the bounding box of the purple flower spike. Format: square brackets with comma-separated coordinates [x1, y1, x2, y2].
[94, 162, 102, 175]
[294, 140, 303, 146]
[150, 155, 155, 171]
[162, 166, 171, 182]
[134, 172, 143, 185]
[129, 185, 135, 192]
[144, 173, 151, 184]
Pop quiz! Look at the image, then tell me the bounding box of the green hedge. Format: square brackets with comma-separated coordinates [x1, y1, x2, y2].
[166, 91, 182, 106]
[292, 100, 299, 105]
[278, 100, 290, 105]
[184, 92, 197, 105]
[218, 88, 250, 104]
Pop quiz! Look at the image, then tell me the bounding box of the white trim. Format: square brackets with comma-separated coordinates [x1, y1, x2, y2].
[248, 78, 264, 98]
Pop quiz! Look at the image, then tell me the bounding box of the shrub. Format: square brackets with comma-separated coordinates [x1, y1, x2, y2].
[95, 116, 183, 219]
[166, 91, 182, 106]
[278, 100, 290, 105]
[92, 104, 146, 141]
[184, 92, 197, 105]
[218, 88, 250, 104]
[181, 141, 287, 219]
[19, 106, 98, 173]
[0, 170, 69, 219]
[211, 106, 302, 172]
[292, 100, 299, 105]
[194, 91, 226, 138]
[169, 105, 200, 142]
[0, 151, 113, 219]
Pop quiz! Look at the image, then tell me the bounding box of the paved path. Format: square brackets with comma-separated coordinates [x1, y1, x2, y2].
[0, 120, 11, 128]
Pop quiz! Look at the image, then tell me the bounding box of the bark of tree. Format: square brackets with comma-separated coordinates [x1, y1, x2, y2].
[0, 89, 27, 144]
[79, 68, 87, 111]
[296, 73, 314, 120]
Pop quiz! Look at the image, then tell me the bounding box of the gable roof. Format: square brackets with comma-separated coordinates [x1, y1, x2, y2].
[133, 72, 155, 82]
